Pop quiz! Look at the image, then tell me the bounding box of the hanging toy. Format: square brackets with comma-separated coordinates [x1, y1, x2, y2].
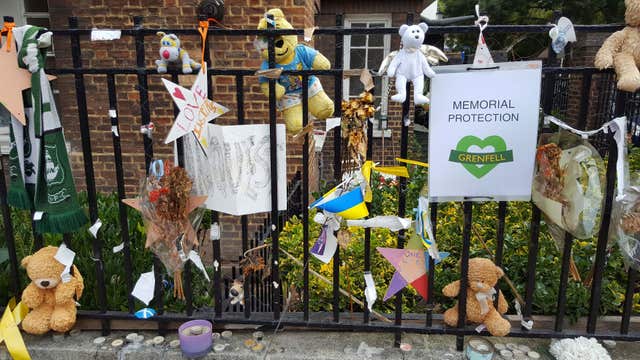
[256, 8, 334, 134]
[595, 0, 640, 92]
[196, 0, 225, 24]
[472, 5, 494, 67]
[387, 22, 436, 105]
[155, 32, 201, 74]
[549, 17, 577, 55]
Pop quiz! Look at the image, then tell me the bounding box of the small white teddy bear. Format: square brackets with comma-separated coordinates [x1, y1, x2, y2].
[155, 32, 201, 74]
[387, 23, 436, 105]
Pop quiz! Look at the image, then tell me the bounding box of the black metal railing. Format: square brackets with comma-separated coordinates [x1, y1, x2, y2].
[0, 14, 638, 351]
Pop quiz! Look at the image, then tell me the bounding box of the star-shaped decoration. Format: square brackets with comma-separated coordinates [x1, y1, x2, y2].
[161, 63, 229, 154]
[122, 195, 207, 248]
[0, 42, 31, 125]
[377, 247, 449, 301]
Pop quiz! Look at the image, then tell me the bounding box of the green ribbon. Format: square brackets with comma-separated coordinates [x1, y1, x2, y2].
[448, 150, 513, 164]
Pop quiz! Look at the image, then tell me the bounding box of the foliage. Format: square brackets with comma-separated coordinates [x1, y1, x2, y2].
[0, 192, 213, 313]
[279, 150, 638, 320]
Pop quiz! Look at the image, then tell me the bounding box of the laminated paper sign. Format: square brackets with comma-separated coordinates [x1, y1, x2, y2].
[182, 123, 287, 216]
[428, 61, 542, 202]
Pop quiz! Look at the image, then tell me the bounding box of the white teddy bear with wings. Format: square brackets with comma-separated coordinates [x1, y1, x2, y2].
[387, 23, 436, 105]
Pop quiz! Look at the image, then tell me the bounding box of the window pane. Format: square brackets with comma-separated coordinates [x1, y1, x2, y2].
[24, 0, 49, 12]
[349, 48, 366, 69]
[368, 48, 384, 71]
[26, 17, 50, 28]
[368, 34, 384, 47]
[349, 77, 364, 96]
[349, 22, 367, 46]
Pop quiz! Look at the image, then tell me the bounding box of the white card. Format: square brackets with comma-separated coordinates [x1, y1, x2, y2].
[91, 29, 121, 41]
[55, 243, 76, 267]
[325, 117, 341, 132]
[188, 250, 210, 282]
[88, 219, 103, 238]
[131, 269, 155, 306]
[112, 242, 124, 253]
[33, 211, 44, 221]
[364, 271, 377, 311]
[311, 229, 337, 264]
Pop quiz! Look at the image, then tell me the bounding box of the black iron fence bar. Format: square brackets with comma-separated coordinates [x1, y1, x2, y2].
[493, 202, 507, 309]
[588, 91, 625, 333]
[332, 13, 344, 324]
[393, 12, 414, 348]
[302, 74, 310, 322]
[0, 159, 19, 298]
[555, 232, 573, 333]
[68, 16, 110, 335]
[266, 14, 282, 320]
[106, 73, 135, 314]
[427, 204, 438, 327]
[47, 24, 624, 37]
[457, 202, 473, 351]
[363, 82, 375, 325]
[621, 269, 638, 334]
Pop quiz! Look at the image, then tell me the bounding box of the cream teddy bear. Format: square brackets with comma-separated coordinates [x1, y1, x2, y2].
[387, 23, 436, 105]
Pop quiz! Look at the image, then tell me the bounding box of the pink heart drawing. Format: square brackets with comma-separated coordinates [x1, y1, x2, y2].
[172, 87, 186, 101]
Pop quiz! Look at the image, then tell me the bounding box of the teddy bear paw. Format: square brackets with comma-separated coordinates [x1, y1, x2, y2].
[594, 54, 613, 69]
[617, 74, 640, 93]
[414, 95, 430, 105]
[50, 312, 75, 333]
[391, 93, 407, 103]
[22, 315, 51, 335]
[182, 66, 193, 74]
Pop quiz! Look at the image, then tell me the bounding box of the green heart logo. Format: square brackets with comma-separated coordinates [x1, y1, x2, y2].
[450, 135, 511, 179]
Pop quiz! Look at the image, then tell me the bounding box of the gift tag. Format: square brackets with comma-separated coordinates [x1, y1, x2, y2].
[364, 271, 377, 311]
[112, 242, 124, 254]
[189, 250, 210, 282]
[132, 269, 155, 306]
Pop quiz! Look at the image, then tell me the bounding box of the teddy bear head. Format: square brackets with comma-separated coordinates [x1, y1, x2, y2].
[229, 277, 244, 305]
[21, 246, 67, 290]
[157, 32, 182, 62]
[257, 8, 298, 64]
[625, 0, 640, 27]
[466, 257, 504, 293]
[399, 23, 428, 50]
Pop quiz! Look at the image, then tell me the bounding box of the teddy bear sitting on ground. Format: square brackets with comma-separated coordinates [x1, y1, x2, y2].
[387, 23, 436, 105]
[155, 32, 201, 74]
[20, 246, 84, 334]
[256, 8, 334, 133]
[595, 0, 640, 92]
[442, 257, 510, 336]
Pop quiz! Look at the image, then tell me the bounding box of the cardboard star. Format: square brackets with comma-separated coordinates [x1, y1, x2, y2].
[377, 247, 449, 301]
[161, 63, 229, 154]
[0, 43, 31, 125]
[122, 195, 207, 248]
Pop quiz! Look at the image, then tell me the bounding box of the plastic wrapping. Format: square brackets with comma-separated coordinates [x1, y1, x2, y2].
[130, 160, 206, 299]
[532, 130, 604, 239]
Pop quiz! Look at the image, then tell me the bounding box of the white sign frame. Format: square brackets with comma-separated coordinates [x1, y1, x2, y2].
[428, 61, 542, 202]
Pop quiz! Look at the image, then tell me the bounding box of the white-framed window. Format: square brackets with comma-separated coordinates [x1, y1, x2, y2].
[21, 0, 50, 28]
[343, 14, 392, 137]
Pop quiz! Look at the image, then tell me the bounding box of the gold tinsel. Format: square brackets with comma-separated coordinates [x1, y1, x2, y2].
[341, 91, 376, 167]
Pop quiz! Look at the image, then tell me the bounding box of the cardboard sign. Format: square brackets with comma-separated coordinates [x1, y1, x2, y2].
[428, 61, 542, 202]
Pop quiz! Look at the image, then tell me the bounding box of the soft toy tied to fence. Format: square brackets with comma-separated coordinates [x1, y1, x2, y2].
[155, 32, 201, 74]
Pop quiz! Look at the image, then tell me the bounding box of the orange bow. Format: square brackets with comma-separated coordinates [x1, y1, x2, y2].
[1, 21, 15, 52]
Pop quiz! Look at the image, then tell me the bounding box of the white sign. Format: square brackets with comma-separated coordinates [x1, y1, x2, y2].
[182, 123, 287, 216]
[428, 61, 542, 202]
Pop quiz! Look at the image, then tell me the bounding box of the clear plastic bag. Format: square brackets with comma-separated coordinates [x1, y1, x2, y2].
[532, 130, 604, 239]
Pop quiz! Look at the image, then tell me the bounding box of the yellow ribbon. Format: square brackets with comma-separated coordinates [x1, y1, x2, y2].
[0, 298, 31, 360]
[362, 161, 411, 202]
[395, 158, 429, 168]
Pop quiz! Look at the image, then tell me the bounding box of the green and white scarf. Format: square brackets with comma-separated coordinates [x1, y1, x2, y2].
[7, 25, 87, 233]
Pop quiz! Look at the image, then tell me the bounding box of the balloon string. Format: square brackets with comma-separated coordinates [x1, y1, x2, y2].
[1, 21, 15, 51]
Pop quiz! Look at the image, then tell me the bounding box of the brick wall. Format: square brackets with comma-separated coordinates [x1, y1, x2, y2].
[47, 0, 317, 260]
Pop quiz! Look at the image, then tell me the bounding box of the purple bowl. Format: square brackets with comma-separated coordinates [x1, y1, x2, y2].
[178, 319, 213, 358]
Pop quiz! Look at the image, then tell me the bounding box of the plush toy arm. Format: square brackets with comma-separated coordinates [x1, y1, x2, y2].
[22, 283, 44, 309]
[497, 290, 508, 314]
[387, 56, 400, 77]
[55, 280, 80, 305]
[595, 30, 625, 69]
[260, 82, 286, 100]
[312, 52, 331, 70]
[421, 55, 436, 78]
[442, 280, 461, 298]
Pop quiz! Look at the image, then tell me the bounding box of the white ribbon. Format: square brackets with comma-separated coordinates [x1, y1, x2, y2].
[475, 287, 496, 315]
[475, 4, 489, 32]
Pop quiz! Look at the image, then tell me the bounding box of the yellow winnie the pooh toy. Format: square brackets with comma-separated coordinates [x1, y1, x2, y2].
[257, 9, 334, 133]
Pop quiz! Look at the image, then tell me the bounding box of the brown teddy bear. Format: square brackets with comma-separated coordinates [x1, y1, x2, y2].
[442, 258, 510, 336]
[20, 246, 84, 334]
[595, 0, 640, 92]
